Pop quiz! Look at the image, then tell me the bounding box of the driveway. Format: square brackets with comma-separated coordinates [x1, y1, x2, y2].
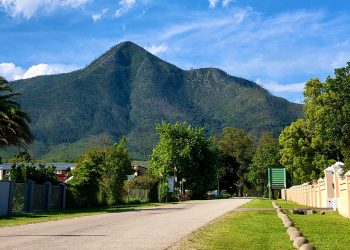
[0, 198, 250, 250]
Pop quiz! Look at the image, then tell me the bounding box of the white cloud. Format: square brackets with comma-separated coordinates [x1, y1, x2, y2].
[61, 0, 90, 8]
[0, 63, 24, 80]
[222, 0, 232, 7]
[209, 0, 219, 8]
[159, 8, 251, 40]
[0, 0, 90, 19]
[150, 8, 350, 85]
[92, 13, 102, 22]
[145, 44, 168, 55]
[209, 0, 231, 8]
[115, 0, 136, 17]
[256, 79, 305, 93]
[92, 8, 108, 22]
[0, 62, 77, 80]
[23, 64, 77, 79]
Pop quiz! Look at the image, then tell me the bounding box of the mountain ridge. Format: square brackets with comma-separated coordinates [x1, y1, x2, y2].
[4, 41, 303, 161]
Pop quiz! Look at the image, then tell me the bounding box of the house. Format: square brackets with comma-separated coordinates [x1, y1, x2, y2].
[132, 161, 148, 176]
[0, 163, 75, 182]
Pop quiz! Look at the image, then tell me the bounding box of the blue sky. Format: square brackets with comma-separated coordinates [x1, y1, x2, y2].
[1, 0, 350, 103]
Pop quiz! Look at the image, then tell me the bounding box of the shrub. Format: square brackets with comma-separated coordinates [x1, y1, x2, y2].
[67, 137, 132, 208]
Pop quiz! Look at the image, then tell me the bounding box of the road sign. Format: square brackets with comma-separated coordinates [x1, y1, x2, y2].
[268, 168, 286, 189]
[268, 168, 287, 201]
[168, 176, 174, 193]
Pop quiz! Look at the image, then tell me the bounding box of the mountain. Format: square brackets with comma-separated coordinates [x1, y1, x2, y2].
[4, 41, 303, 161]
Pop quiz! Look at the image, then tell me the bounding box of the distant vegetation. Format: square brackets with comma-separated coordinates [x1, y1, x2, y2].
[4, 41, 302, 161]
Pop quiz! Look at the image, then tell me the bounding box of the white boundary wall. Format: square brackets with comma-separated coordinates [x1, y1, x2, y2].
[282, 162, 350, 219]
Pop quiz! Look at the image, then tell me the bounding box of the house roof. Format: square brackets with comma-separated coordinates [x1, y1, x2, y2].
[0, 163, 75, 171]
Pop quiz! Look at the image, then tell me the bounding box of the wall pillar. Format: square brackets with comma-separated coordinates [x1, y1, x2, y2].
[58, 183, 67, 210]
[44, 181, 52, 211]
[0, 181, 14, 216]
[24, 180, 35, 212]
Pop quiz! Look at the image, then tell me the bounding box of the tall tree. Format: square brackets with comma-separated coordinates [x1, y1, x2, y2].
[313, 63, 350, 171]
[279, 119, 328, 184]
[304, 79, 340, 160]
[0, 77, 32, 148]
[149, 122, 217, 199]
[99, 137, 132, 205]
[214, 128, 254, 196]
[68, 138, 132, 207]
[278, 67, 350, 183]
[248, 132, 280, 196]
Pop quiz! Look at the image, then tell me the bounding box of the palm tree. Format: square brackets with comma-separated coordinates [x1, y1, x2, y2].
[0, 76, 32, 148]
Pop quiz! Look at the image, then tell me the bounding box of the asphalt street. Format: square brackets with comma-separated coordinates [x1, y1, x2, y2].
[0, 198, 251, 250]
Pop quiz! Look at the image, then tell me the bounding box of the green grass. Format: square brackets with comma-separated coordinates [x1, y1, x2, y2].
[276, 199, 310, 209]
[240, 198, 309, 209]
[0, 203, 166, 228]
[178, 198, 350, 249]
[179, 208, 293, 250]
[240, 198, 273, 208]
[289, 212, 350, 250]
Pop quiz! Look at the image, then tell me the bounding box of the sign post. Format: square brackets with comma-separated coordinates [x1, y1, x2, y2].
[168, 176, 175, 193]
[268, 168, 287, 203]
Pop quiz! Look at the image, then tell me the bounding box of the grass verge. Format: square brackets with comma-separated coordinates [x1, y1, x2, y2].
[289, 211, 350, 249]
[0, 202, 167, 228]
[240, 198, 272, 208]
[177, 199, 293, 250]
[276, 199, 309, 209]
[276, 198, 349, 249]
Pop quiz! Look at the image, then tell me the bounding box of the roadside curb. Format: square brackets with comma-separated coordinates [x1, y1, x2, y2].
[272, 201, 315, 250]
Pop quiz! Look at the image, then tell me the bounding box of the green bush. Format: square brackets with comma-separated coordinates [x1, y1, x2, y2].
[8, 162, 58, 185]
[124, 175, 158, 190]
[67, 138, 132, 208]
[124, 175, 159, 202]
[158, 181, 168, 202]
[149, 122, 217, 200]
[217, 193, 231, 199]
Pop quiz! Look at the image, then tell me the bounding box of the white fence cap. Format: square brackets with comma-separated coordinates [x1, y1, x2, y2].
[324, 162, 344, 174]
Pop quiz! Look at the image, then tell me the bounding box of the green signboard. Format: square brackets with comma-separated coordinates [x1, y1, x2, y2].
[268, 168, 287, 201]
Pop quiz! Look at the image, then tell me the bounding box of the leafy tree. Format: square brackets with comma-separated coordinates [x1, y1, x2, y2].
[279, 119, 328, 184]
[304, 79, 340, 161]
[124, 175, 159, 202]
[278, 64, 350, 183]
[68, 138, 132, 207]
[98, 138, 132, 205]
[0, 76, 32, 148]
[247, 132, 280, 196]
[124, 175, 158, 190]
[303, 63, 350, 172]
[8, 164, 25, 182]
[8, 162, 58, 185]
[67, 147, 104, 207]
[210, 141, 239, 195]
[214, 128, 254, 196]
[9, 151, 32, 163]
[149, 122, 217, 199]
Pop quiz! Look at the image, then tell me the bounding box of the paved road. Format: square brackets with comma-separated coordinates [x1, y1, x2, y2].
[0, 198, 250, 250]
